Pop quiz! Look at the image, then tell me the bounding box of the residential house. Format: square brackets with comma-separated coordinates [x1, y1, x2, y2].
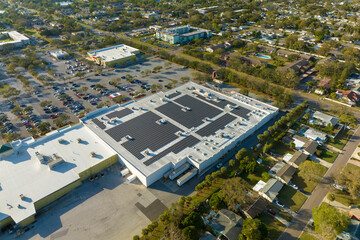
[275, 164, 296, 184]
[243, 197, 267, 219]
[253, 178, 284, 202]
[205, 44, 226, 53]
[269, 161, 286, 175]
[241, 56, 268, 67]
[209, 209, 244, 240]
[288, 151, 308, 168]
[312, 111, 339, 126]
[279, 58, 309, 72]
[337, 219, 360, 240]
[258, 45, 276, 54]
[303, 127, 327, 142]
[337, 89, 360, 105]
[277, 49, 294, 57]
[302, 141, 318, 156]
[315, 78, 331, 95]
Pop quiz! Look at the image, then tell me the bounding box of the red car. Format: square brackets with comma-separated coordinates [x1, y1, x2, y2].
[50, 114, 59, 119]
[267, 209, 276, 216]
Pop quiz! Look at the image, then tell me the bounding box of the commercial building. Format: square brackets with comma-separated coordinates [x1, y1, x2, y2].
[49, 49, 70, 59]
[0, 124, 118, 229]
[155, 25, 212, 44]
[87, 44, 140, 67]
[82, 82, 278, 187]
[0, 31, 30, 49]
[0, 82, 278, 229]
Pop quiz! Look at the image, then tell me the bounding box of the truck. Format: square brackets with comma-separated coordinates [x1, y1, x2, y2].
[177, 168, 198, 187]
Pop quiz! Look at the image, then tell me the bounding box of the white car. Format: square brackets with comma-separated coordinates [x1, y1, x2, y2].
[290, 183, 298, 190]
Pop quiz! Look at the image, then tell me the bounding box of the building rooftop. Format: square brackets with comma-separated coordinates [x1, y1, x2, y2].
[88, 44, 139, 63]
[289, 151, 308, 167]
[0, 124, 116, 224]
[0, 31, 29, 46]
[210, 209, 243, 240]
[276, 164, 296, 184]
[312, 111, 339, 126]
[82, 82, 278, 184]
[258, 178, 284, 202]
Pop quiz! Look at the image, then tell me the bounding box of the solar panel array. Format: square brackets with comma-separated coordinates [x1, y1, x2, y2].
[196, 114, 237, 137]
[167, 92, 181, 99]
[92, 118, 106, 130]
[195, 93, 235, 109]
[105, 111, 181, 159]
[156, 95, 222, 129]
[143, 135, 200, 166]
[231, 107, 251, 120]
[106, 108, 133, 119]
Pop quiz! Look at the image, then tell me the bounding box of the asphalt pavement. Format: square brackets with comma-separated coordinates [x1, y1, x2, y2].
[278, 126, 360, 240]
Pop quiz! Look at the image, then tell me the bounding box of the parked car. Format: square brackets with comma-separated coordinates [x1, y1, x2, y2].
[275, 200, 285, 208]
[216, 163, 223, 169]
[267, 208, 276, 216]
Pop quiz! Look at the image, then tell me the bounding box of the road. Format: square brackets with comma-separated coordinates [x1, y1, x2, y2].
[278, 126, 360, 240]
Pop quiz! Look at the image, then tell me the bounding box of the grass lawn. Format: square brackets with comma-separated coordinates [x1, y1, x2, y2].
[258, 213, 286, 240]
[318, 147, 339, 163]
[299, 232, 319, 240]
[277, 185, 308, 212]
[272, 142, 295, 156]
[333, 163, 360, 206]
[291, 165, 328, 193]
[327, 129, 354, 150]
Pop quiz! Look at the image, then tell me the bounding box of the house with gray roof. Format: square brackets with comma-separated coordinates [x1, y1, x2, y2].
[288, 151, 308, 168]
[254, 178, 284, 202]
[210, 209, 244, 240]
[275, 164, 296, 184]
[312, 111, 339, 126]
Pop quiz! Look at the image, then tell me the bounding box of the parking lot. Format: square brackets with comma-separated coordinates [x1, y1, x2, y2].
[0, 56, 196, 143]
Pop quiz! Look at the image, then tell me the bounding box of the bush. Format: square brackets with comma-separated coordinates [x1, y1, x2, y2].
[316, 149, 323, 157]
[327, 193, 335, 201]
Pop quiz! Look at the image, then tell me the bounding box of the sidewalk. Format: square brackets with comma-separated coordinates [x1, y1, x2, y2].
[323, 198, 351, 213]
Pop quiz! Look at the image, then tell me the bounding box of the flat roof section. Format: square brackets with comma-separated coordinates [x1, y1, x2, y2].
[92, 118, 106, 129]
[156, 95, 222, 129]
[105, 111, 181, 159]
[196, 114, 237, 137]
[195, 93, 235, 109]
[143, 135, 200, 166]
[106, 108, 133, 119]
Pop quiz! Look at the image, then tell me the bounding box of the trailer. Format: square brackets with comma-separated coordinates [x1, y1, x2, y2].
[127, 174, 136, 183]
[177, 168, 197, 187]
[169, 163, 190, 180]
[120, 168, 129, 177]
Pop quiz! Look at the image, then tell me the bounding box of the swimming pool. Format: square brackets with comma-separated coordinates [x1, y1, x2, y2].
[256, 54, 271, 60]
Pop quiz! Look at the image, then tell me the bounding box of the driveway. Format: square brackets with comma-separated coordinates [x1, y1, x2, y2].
[278, 126, 360, 240]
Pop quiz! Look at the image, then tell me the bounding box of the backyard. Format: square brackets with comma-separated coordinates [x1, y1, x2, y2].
[258, 213, 286, 240]
[277, 185, 308, 212]
[291, 165, 328, 193]
[272, 142, 295, 156]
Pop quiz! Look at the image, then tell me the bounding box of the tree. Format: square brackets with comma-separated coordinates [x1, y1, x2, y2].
[38, 122, 51, 133]
[133, 235, 140, 240]
[336, 165, 360, 200]
[11, 106, 22, 116]
[40, 101, 52, 107]
[182, 212, 203, 229]
[180, 76, 190, 83]
[229, 159, 235, 168]
[24, 106, 33, 113]
[240, 218, 267, 240]
[312, 203, 349, 239]
[218, 177, 249, 211]
[53, 114, 70, 127]
[2, 87, 20, 99]
[182, 226, 198, 240]
[209, 192, 226, 210]
[298, 161, 324, 182]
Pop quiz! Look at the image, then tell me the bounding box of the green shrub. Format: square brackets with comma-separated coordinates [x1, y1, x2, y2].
[327, 193, 335, 201]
